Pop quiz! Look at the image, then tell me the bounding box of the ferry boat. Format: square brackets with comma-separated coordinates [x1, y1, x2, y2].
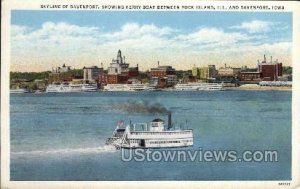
[46, 83, 98, 93]
[82, 84, 98, 92]
[128, 83, 151, 91]
[46, 83, 70, 93]
[106, 112, 193, 149]
[259, 81, 292, 86]
[103, 84, 130, 91]
[10, 88, 29, 93]
[174, 82, 223, 91]
[103, 83, 152, 92]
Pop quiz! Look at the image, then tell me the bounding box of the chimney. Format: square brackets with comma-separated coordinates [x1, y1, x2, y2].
[271, 56, 272, 63]
[167, 111, 172, 129]
[264, 54, 266, 63]
[158, 61, 160, 67]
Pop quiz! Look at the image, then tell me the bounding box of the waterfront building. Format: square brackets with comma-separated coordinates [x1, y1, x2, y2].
[149, 62, 176, 88]
[258, 55, 282, 81]
[150, 63, 176, 78]
[192, 67, 200, 78]
[83, 66, 103, 83]
[192, 65, 216, 81]
[126, 66, 139, 77]
[239, 72, 262, 82]
[100, 74, 129, 84]
[239, 55, 283, 82]
[166, 75, 178, 87]
[34, 79, 48, 90]
[149, 77, 159, 88]
[218, 64, 241, 77]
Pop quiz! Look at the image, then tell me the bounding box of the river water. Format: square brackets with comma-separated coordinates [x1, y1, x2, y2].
[10, 90, 291, 180]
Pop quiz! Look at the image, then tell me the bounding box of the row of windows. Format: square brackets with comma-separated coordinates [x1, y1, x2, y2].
[149, 141, 180, 144]
[149, 139, 192, 144]
[131, 131, 191, 135]
[129, 139, 193, 144]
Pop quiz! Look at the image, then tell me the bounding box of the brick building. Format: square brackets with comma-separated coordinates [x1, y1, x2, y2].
[150, 63, 177, 88]
[239, 55, 283, 82]
[150, 64, 175, 77]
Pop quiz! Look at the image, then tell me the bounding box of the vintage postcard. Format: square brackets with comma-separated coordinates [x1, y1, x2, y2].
[1, 0, 300, 188]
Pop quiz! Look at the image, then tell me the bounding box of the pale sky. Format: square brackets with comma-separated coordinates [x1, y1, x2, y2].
[11, 11, 292, 72]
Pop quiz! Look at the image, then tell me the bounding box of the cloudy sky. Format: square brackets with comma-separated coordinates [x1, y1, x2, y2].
[11, 11, 292, 72]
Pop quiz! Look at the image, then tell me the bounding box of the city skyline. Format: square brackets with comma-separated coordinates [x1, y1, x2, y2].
[11, 11, 292, 72]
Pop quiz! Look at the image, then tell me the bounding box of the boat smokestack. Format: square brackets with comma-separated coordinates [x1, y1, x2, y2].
[168, 111, 172, 129]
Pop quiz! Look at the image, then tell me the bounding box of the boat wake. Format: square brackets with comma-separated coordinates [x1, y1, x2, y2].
[11, 145, 117, 157]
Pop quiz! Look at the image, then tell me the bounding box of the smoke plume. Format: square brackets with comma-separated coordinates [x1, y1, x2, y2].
[113, 100, 169, 114]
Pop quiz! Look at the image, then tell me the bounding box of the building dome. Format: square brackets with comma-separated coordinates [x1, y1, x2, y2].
[152, 118, 164, 122]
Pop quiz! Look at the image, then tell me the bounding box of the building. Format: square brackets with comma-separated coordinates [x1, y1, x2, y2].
[107, 50, 129, 75]
[100, 50, 139, 85]
[127, 66, 139, 77]
[149, 77, 159, 88]
[239, 55, 283, 82]
[166, 75, 178, 87]
[192, 67, 200, 78]
[49, 64, 73, 83]
[52, 64, 71, 73]
[83, 66, 103, 83]
[150, 63, 176, 78]
[100, 74, 128, 84]
[218, 64, 241, 77]
[239, 72, 262, 81]
[192, 65, 216, 81]
[149, 63, 176, 88]
[258, 55, 282, 81]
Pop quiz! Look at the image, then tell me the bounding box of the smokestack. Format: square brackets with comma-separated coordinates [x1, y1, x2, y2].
[271, 56, 272, 63]
[264, 54, 266, 63]
[158, 61, 160, 67]
[167, 111, 172, 129]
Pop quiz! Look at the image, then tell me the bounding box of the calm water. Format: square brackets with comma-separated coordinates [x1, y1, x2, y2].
[10, 90, 291, 181]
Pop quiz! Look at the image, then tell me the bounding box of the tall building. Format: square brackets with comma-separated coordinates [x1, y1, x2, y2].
[191, 65, 217, 81]
[192, 67, 200, 78]
[107, 50, 129, 75]
[83, 66, 103, 83]
[101, 50, 139, 84]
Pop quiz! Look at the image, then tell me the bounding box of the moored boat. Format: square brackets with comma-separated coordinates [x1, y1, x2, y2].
[174, 82, 223, 91]
[10, 88, 29, 93]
